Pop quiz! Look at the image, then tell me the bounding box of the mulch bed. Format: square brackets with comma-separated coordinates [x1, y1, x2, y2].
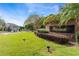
[35, 32, 75, 44]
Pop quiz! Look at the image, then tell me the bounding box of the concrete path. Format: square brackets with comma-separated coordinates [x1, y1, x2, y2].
[0, 32, 17, 35]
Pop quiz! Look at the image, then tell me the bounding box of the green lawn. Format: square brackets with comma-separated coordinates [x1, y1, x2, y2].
[0, 31, 79, 56]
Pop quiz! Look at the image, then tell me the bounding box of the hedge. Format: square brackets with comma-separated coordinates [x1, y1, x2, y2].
[35, 32, 69, 44]
[37, 29, 49, 33]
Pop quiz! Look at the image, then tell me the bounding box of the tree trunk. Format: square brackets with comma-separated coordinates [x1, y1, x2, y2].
[75, 18, 78, 46]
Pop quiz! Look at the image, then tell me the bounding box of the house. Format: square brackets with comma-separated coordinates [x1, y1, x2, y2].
[5, 23, 20, 32]
[46, 20, 75, 33]
[45, 19, 77, 43]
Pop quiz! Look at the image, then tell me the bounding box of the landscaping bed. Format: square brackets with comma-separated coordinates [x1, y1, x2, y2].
[35, 31, 75, 44]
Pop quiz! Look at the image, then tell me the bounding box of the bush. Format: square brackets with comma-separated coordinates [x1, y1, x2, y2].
[25, 23, 34, 31]
[37, 29, 49, 33]
[77, 32, 79, 43]
[77, 32, 79, 39]
[35, 32, 69, 44]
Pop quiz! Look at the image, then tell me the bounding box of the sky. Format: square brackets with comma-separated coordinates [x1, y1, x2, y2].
[0, 3, 64, 26]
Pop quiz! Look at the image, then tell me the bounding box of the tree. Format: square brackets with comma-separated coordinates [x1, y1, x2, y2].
[24, 15, 40, 30]
[19, 26, 24, 31]
[43, 14, 60, 26]
[0, 18, 5, 31]
[36, 16, 46, 29]
[60, 3, 79, 45]
[25, 23, 34, 31]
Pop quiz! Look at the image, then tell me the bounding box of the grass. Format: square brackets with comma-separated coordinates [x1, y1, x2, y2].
[0, 31, 79, 56]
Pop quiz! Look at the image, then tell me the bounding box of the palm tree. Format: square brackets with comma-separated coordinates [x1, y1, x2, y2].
[60, 3, 79, 46]
[43, 14, 60, 26]
[36, 16, 46, 28]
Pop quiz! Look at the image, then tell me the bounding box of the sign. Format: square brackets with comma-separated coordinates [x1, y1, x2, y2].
[49, 25, 75, 33]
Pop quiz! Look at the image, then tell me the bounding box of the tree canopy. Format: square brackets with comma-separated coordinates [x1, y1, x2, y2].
[24, 14, 41, 30]
[60, 3, 79, 25]
[0, 18, 5, 31]
[43, 14, 60, 25]
[24, 15, 40, 25]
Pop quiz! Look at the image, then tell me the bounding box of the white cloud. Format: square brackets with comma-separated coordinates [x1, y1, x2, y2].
[0, 13, 23, 26]
[3, 17, 23, 26]
[0, 8, 25, 26]
[6, 19, 22, 26]
[51, 5, 60, 14]
[25, 3, 60, 15]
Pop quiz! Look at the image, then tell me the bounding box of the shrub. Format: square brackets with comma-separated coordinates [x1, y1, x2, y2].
[37, 29, 49, 33]
[77, 32, 79, 39]
[77, 32, 79, 43]
[35, 32, 69, 44]
[25, 23, 34, 31]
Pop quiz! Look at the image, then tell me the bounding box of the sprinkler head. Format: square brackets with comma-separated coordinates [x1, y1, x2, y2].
[47, 46, 50, 48]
